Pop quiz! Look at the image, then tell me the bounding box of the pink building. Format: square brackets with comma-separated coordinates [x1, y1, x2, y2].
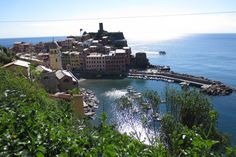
[105, 50, 127, 74]
[84, 47, 131, 74]
[79, 48, 90, 71]
[86, 53, 106, 71]
[123, 47, 132, 64]
[12, 42, 33, 53]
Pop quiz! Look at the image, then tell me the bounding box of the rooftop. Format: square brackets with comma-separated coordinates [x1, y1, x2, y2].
[48, 41, 60, 49]
[55, 70, 78, 82]
[62, 51, 80, 55]
[115, 49, 126, 53]
[20, 56, 44, 63]
[3, 60, 30, 68]
[36, 65, 52, 73]
[87, 53, 104, 57]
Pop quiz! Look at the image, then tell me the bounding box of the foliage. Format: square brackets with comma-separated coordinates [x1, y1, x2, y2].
[0, 68, 234, 156]
[0, 45, 15, 65]
[0, 69, 166, 156]
[68, 88, 81, 95]
[29, 64, 42, 82]
[142, 90, 161, 112]
[117, 96, 132, 110]
[162, 88, 232, 156]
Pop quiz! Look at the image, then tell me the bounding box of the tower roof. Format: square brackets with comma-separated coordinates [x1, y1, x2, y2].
[48, 41, 60, 49]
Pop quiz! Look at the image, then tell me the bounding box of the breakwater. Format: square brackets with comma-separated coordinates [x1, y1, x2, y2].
[128, 69, 235, 96]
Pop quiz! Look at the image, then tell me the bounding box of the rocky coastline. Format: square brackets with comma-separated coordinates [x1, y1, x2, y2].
[80, 88, 99, 117]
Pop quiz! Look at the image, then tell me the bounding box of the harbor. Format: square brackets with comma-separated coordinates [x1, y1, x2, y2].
[128, 69, 235, 96]
[123, 86, 163, 121]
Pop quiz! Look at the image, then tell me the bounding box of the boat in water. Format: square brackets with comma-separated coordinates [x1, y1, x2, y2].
[159, 51, 166, 55]
[132, 106, 139, 113]
[152, 112, 162, 121]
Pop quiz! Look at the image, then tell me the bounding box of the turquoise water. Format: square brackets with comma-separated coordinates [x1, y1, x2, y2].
[1, 34, 236, 144]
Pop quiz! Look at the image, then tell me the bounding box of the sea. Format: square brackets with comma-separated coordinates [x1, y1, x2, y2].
[1, 34, 236, 145]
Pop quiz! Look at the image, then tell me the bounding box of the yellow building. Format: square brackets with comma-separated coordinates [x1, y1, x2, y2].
[61, 51, 80, 71]
[49, 41, 62, 70]
[70, 52, 80, 71]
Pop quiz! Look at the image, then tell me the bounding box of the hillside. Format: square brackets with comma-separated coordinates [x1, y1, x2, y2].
[0, 68, 235, 156]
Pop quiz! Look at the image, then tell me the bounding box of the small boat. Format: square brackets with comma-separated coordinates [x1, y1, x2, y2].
[156, 117, 161, 121]
[159, 66, 170, 71]
[161, 100, 166, 103]
[132, 107, 139, 113]
[142, 102, 151, 110]
[159, 51, 166, 55]
[84, 111, 96, 116]
[152, 112, 161, 121]
[127, 86, 133, 90]
[180, 82, 190, 89]
[133, 92, 142, 98]
[167, 79, 174, 83]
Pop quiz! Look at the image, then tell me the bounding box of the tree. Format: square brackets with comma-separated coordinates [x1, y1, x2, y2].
[163, 88, 231, 155]
[0, 45, 15, 65]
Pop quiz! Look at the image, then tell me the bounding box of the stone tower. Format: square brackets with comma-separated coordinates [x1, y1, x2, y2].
[49, 41, 62, 70]
[99, 23, 104, 32]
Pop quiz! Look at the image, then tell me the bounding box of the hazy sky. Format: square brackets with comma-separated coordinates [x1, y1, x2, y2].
[1, 0, 236, 40]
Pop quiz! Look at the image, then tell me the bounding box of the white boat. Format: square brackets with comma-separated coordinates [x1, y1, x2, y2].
[152, 112, 162, 121]
[132, 107, 139, 113]
[84, 111, 96, 116]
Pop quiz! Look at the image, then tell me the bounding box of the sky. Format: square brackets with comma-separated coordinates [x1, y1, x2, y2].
[1, 0, 236, 41]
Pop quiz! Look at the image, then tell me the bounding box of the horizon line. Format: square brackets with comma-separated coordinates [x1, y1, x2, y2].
[1, 32, 236, 40]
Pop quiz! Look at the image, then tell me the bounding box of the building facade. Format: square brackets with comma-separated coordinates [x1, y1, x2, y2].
[49, 41, 62, 70]
[12, 42, 33, 53]
[86, 53, 106, 72]
[61, 51, 80, 71]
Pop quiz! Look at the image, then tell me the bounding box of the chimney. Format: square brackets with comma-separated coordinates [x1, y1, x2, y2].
[72, 94, 84, 117]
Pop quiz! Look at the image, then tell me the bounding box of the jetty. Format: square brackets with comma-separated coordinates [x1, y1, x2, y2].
[128, 69, 235, 96]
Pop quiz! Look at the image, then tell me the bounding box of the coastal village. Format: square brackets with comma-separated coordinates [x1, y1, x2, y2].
[9, 23, 145, 78]
[1, 23, 150, 117]
[1, 23, 235, 117]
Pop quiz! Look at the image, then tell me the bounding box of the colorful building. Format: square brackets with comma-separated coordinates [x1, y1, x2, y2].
[48, 41, 62, 70]
[86, 53, 106, 72]
[61, 51, 80, 71]
[12, 42, 33, 53]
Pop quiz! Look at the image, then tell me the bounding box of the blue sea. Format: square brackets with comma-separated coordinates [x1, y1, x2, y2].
[1, 34, 236, 145]
[0, 36, 66, 48]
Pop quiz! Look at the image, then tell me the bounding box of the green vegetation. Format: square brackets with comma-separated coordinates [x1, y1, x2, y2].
[0, 69, 161, 156]
[0, 68, 236, 156]
[0, 46, 15, 65]
[68, 88, 81, 95]
[164, 88, 231, 154]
